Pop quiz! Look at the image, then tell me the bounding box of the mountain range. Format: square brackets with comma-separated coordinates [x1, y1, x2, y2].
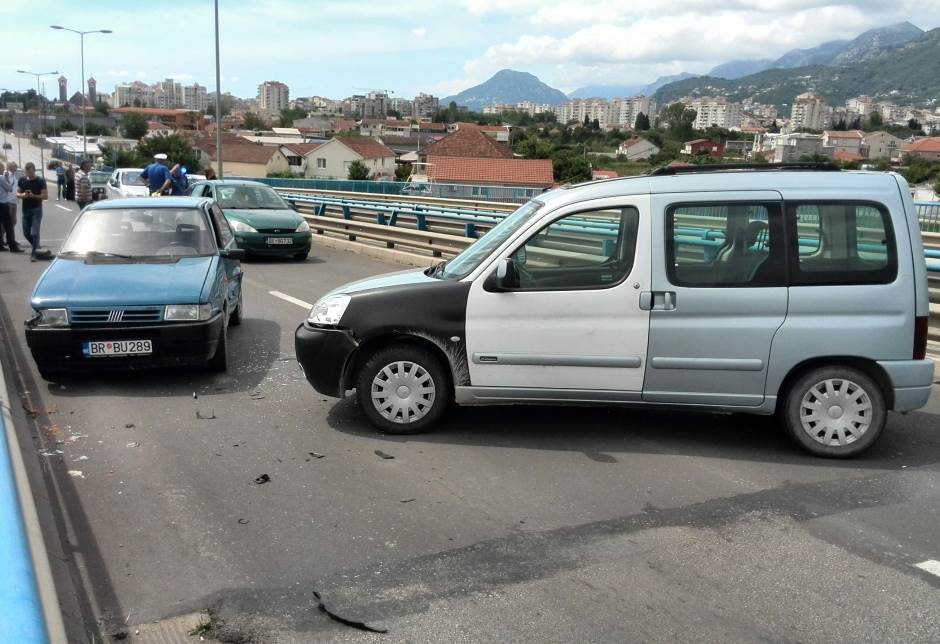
[442, 70, 568, 110]
[566, 73, 697, 100]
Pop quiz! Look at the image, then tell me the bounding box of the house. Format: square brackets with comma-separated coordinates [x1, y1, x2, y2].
[683, 139, 724, 157]
[144, 121, 173, 138]
[279, 143, 323, 176]
[723, 140, 751, 157]
[419, 127, 515, 162]
[902, 137, 940, 162]
[448, 122, 511, 143]
[304, 136, 396, 180]
[111, 107, 204, 130]
[425, 156, 553, 191]
[822, 130, 864, 156]
[617, 137, 660, 161]
[863, 131, 905, 161]
[832, 150, 866, 164]
[753, 132, 831, 162]
[592, 170, 619, 180]
[202, 142, 291, 177]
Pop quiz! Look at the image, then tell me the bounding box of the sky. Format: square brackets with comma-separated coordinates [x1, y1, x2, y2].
[1, 1, 939, 101]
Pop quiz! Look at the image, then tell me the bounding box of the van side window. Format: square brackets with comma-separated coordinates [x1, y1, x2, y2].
[667, 202, 785, 287]
[787, 202, 896, 285]
[510, 207, 639, 290]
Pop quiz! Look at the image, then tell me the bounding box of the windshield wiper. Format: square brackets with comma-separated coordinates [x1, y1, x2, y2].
[83, 250, 136, 260]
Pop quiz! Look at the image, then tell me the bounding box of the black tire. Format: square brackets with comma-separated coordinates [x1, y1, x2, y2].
[782, 365, 886, 458]
[356, 344, 449, 434]
[208, 316, 228, 372]
[229, 288, 243, 326]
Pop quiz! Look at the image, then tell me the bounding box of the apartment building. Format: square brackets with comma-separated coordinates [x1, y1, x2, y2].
[610, 96, 656, 128]
[789, 93, 828, 130]
[554, 98, 609, 126]
[258, 81, 290, 113]
[182, 83, 208, 112]
[863, 131, 906, 160]
[684, 96, 742, 129]
[413, 93, 439, 119]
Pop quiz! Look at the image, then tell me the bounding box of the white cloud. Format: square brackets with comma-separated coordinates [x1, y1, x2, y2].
[411, 26, 427, 37]
[135, 71, 147, 78]
[107, 69, 129, 77]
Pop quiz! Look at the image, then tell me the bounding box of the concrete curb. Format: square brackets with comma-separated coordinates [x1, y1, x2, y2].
[0, 352, 67, 642]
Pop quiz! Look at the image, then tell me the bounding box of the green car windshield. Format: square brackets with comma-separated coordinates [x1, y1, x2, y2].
[216, 185, 289, 210]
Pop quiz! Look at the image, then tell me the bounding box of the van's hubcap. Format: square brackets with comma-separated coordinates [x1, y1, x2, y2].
[371, 361, 435, 424]
[799, 378, 872, 447]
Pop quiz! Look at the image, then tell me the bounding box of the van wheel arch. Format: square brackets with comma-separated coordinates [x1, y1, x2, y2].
[776, 357, 893, 414]
[344, 334, 455, 398]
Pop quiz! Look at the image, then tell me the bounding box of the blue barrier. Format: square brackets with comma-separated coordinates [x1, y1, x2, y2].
[0, 395, 48, 642]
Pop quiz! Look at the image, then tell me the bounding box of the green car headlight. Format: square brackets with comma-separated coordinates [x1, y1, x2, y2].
[229, 220, 257, 233]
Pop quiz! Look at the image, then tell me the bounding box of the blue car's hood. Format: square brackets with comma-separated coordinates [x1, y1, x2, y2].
[31, 257, 214, 308]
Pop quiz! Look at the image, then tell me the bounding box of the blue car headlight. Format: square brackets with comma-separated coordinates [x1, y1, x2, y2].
[165, 304, 212, 321]
[31, 308, 69, 328]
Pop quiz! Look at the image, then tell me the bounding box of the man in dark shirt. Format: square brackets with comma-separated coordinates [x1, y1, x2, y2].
[139, 153, 172, 195]
[169, 164, 189, 196]
[75, 160, 93, 209]
[16, 162, 49, 260]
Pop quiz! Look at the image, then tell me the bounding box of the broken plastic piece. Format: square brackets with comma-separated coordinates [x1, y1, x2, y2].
[254, 474, 271, 485]
[309, 452, 325, 459]
[374, 450, 394, 460]
[313, 591, 387, 633]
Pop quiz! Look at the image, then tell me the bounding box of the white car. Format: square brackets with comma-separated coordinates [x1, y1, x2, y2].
[105, 168, 150, 199]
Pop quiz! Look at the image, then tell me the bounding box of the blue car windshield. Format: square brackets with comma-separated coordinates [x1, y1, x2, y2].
[60, 208, 217, 258]
[216, 185, 288, 210]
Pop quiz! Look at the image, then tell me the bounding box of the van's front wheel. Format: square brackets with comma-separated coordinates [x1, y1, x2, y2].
[356, 345, 449, 434]
[783, 365, 886, 457]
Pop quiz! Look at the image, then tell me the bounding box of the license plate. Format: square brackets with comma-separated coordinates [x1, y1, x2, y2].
[266, 237, 293, 245]
[82, 339, 153, 357]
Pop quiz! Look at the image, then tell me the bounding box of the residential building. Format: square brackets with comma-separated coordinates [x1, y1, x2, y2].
[201, 141, 290, 177]
[684, 97, 742, 129]
[258, 81, 290, 113]
[592, 170, 619, 180]
[683, 139, 724, 157]
[87, 77, 97, 105]
[309, 96, 342, 114]
[448, 122, 510, 143]
[390, 97, 413, 116]
[902, 137, 940, 162]
[846, 95, 874, 117]
[822, 130, 865, 156]
[114, 81, 153, 107]
[554, 98, 609, 126]
[617, 137, 660, 161]
[789, 93, 828, 131]
[279, 143, 323, 175]
[111, 107, 205, 131]
[419, 127, 515, 162]
[182, 83, 208, 112]
[144, 121, 173, 138]
[863, 131, 905, 160]
[412, 93, 439, 119]
[832, 150, 865, 163]
[754, 132, 831, 162]
[153, 78, 182, 109]
[304, 136, 396, 179]
[58, 75, 67, 103]
[425, 157, 553, 191]
[723, 140, 751, 157]
[610, 96, 656, 128]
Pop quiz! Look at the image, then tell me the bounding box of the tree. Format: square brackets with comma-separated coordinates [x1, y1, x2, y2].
[934, 176, 940, 198]
[909, 118, 922, 131]
[120, 112, 149, 140]
[633, 112, 650, 131]
[867, 112, 883, 129]
[768, 120, 780, 133]
[98, 143, 141, 168]
[278, 107, 307, 128]
[136, 134, 202, 173]
[387, 109, 402, 119]
[551, 149, 591, 183]
[347, 159, 370, 180]
[242, 112, 266, 131]
[516, 135, 553, 159]
[394, 162, 412, 182]
[94, 101, 110, 116]
[660, 102, 696, 139]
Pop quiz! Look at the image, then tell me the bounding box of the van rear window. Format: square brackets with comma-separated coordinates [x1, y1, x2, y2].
[787, 202, 896, 285]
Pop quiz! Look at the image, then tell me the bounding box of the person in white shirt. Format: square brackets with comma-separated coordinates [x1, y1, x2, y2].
[0, 162, 24, 252]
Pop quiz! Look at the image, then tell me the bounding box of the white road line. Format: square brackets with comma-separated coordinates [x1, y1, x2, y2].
[54, 204, 71, 211]
[915, 560, 940, 577]
[268, 290, 313, 309]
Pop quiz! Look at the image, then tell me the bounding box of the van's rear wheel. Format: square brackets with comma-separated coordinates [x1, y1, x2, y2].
[356, 345, 449, 434]
[783, 365, 885, 457]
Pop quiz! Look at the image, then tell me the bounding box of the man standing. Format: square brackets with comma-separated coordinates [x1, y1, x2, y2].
[16, 162, 48, 260]
[0, 162, 24, 251]
[139, 153, 172, 196]
[169, 163, 189, 196]
[75, 160, 93, 210]
[55, 163, 65, 200]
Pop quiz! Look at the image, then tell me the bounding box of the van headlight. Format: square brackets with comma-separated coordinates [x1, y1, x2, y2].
[296, 220, 310, 233]
[32, 308, 69, 328]
[307, 294, 350, 326]
[165, 304, 212, 321]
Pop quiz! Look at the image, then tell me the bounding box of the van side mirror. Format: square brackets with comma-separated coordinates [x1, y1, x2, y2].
[484, 257, 519, 292]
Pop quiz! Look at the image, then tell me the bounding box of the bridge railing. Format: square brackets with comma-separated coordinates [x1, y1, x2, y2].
[248, 177, 541, 204]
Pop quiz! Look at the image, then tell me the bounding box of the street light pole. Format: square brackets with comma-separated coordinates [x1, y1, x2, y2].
[50, 26, 112, 160]
[214, 0, 224, 178]
[17, 70, 58, 178]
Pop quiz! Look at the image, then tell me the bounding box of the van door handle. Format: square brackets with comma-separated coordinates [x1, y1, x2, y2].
[640, 291, 676, 311]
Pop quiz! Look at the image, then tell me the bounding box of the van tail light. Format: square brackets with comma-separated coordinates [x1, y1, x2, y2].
[913, 315, 928, 360]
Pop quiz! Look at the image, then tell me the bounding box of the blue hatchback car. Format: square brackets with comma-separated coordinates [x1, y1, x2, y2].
[25, 197, 245, 379]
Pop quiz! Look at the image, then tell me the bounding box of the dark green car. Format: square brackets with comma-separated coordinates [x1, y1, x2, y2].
[190, 180, 312, 260]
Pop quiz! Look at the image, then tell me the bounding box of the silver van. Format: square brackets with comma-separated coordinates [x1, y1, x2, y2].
[295, 166, 933, 457]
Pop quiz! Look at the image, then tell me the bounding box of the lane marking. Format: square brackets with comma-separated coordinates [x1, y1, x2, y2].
[55, 204, 71, 211]
[268, 290, 313, 309]
[915, 560, 940, 577]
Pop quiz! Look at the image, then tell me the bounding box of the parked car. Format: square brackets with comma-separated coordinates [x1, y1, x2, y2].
[105, 168, 150, 199]
[1, 142, 11, 150]
[295, 165, 933, 457]
[25, 197, 244, 378]
[190, 179, 311, 260]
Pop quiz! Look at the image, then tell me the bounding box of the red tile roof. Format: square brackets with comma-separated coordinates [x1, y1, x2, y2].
[206, 142, 279, 164]
[825, 129, 864, 139]
[620, 136, 652, 149]
[282, 143, 322, 156]
[421, 128, 514, 159]
[832, 150, 865, 162]
[335, 136, 396, 160]
[456, 122, 507, 133]
[147, 121, 170, 130]
[417, 122, 447, 131]
[332, 119, 358, 132]
[904, 137, 940, 153]
[592, 170, 619, 179]
[112, 107, 198, 116]
[426, 155, 553, 186]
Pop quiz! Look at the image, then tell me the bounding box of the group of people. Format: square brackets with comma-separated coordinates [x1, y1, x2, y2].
[139, 152, 215, 196]
[0, 159, 94, 260]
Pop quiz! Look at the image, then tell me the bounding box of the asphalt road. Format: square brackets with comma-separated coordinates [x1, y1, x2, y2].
[2, 197, 940, 643]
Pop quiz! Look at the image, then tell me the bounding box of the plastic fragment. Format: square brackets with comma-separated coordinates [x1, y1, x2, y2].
[254, 474, 271, 485]
[374, 450, 395, 460]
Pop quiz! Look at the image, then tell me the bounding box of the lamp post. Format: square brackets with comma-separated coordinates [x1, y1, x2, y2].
[213, 0, 223, 178]
[50, 26, 111, 160]
[17, 70, 58, 177]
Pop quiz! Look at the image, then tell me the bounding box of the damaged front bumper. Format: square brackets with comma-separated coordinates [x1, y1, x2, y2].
[294, 323, 358, 398]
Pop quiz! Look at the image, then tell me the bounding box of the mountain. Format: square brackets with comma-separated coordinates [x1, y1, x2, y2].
[566, 73, 698, 100]
[830, 21, 923, 65]
[773, 39, 849, 68]
[653, 27, 940, 109]
[708, 59, 773, 79]
[443, 69, 568, 110]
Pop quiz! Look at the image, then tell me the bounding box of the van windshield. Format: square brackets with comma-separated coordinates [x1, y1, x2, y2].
[436, 200, 543, 280]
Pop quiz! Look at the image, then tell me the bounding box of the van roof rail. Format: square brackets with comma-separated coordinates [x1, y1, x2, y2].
[648, 162, 841, 176]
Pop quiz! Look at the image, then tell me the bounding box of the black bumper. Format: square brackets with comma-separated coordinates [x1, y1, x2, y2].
[26, 315, 224, 371]
[294, 324, 358, 398]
